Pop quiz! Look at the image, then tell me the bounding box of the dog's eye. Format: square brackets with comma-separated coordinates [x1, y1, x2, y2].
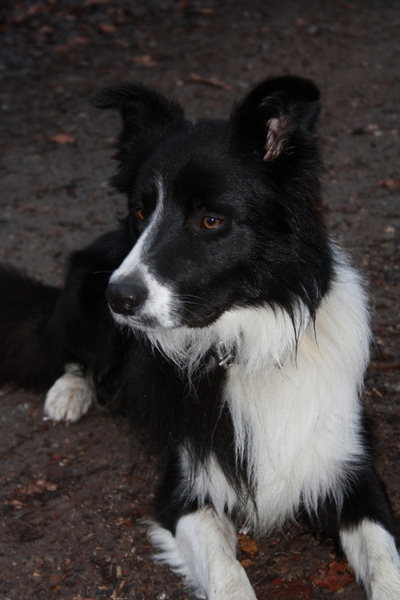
[136, 208, 145, 221]
[202, 216, 222, 230]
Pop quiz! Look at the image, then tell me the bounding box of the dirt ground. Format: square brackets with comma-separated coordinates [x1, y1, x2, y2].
[0, 1, 399, 599]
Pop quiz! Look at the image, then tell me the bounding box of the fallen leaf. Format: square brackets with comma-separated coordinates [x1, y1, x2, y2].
[7, 499, 25, 509]
[15, 204, 36, 213]
[377, 178, 400, 188]
[309, 560, 355, 592]
[135, 504, 153, 517]
[190, 73, 232, 91]
[132, 55, 158, 67]
[54, 44, 70, 53]
[39, 25, 54, 35]
[68, 36, 90, 46]
[238, 532, 258, 557]
[16, 479, 58, 496]
[370, 362, 400, 372]
[98, 23, 117, 34]
[240, 558, 253, 567]
[49, 573, 68, 587]
[50, 132, 76, 144]
[27, 5, 44, 17]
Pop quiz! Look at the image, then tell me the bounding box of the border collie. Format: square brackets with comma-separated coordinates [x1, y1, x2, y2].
[1, 76, 399, 599]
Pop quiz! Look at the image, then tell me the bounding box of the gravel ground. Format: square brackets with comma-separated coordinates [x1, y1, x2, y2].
[0, 2, 399, 599]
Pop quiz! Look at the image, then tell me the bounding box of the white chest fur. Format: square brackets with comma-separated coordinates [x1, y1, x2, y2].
[178, 250, 371, 532]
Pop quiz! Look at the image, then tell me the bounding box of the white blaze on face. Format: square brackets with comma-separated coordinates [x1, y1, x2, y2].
[109, 178, 178, 330]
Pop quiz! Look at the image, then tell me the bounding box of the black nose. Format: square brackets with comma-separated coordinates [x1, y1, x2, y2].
[106, 279, 148, 316]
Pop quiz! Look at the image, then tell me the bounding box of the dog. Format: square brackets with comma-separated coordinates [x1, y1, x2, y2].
[1, 76, 399, 599]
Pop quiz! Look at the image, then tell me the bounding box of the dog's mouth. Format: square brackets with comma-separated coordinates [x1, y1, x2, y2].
[109, 309, 173, 332]
[110, 306, 221, 332]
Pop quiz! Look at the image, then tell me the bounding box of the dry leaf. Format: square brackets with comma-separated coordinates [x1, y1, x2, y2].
[132, 55, 158, 67]
[7, 499, 25, 509]
[98, 23, 117, 34]
[309, 560, 355, 592]
[240, 558, 253, 567]
[190, 73, 232, 91]
[16, 479, 58, 496]
[50, 133, 76, 144]
[378, 178, 400, 188]
[39, 25, 54, 35]
[27, 5, 43, 17]
[238, 532, 258, 557]
[68, 36, 90, 46]
[15, 204, 36, 213]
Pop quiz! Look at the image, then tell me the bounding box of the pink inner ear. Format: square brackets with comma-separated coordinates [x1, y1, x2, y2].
[263, 115, 291, 162]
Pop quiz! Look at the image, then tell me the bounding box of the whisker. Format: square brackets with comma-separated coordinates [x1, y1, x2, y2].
[178, 306, 200, 319]
[180, 294, 215, 307]
[93, 270, 114, 275]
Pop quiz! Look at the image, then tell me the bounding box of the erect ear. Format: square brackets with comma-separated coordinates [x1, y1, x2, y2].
[230, 76, 320, 162]
[90, 83, 184, 193]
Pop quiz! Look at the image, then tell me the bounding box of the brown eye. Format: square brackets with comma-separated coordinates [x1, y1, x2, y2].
[202, 216, 222, 229]
[137, 208, 145, 221]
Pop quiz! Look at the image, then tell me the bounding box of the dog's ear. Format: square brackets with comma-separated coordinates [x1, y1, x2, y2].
[230, 76, 320, 162]
[90, 83, 184, 193]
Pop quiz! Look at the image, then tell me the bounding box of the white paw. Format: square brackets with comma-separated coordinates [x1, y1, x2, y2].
[44, 364, 94, 422]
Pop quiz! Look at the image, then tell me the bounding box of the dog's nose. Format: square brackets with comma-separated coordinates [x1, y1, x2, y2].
[106, 279, 148, 316]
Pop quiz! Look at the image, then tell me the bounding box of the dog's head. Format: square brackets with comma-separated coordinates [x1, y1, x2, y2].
[91, 76, 331, 331]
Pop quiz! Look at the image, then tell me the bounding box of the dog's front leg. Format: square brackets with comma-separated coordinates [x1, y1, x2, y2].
[340, 518, 400, 600]
[148, 506, 256, 599]
[337, 466, 400, 600]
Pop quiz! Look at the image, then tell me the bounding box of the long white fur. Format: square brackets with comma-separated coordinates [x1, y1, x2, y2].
[44, 363, 94, 422]
[145, 245, 400, 598]
[148, 246, 371, 530]
[340, 519, 400, 599]
[148, 507, 257, 600]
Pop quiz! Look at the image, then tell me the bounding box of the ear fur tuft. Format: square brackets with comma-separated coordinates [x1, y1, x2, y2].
[231, 75, 321, 162]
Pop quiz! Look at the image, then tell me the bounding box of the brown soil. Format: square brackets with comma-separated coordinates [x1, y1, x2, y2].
[0, 2, 399, 599]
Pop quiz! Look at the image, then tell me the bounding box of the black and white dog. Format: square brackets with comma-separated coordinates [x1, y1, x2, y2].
[1, 76, 399, 599]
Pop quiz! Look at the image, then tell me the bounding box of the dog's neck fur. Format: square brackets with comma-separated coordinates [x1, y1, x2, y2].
[160, 252, 372, 533]
[145, 301, 310, 382]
